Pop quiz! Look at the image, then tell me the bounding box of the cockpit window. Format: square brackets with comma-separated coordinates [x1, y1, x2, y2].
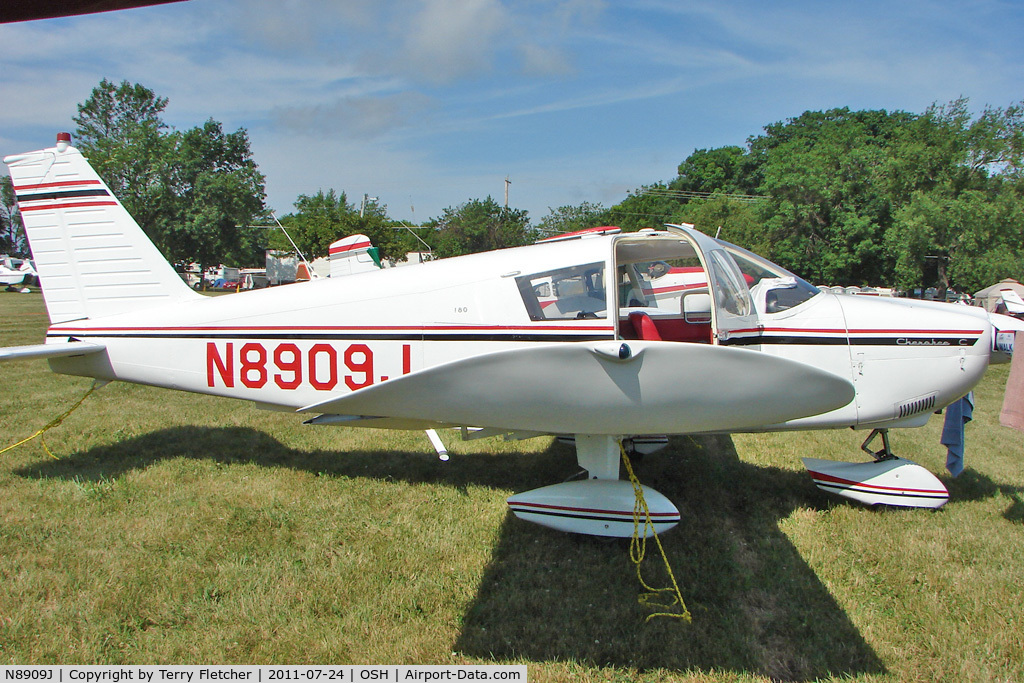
[723, 242, 821, 313]
[517, 262, 607, 320]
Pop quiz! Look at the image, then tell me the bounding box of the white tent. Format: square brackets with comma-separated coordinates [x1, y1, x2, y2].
[974, 278, 1024, 312]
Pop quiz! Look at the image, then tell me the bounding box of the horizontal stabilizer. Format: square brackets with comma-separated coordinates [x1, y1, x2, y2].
[0, 341, 106, 362]
[299, 340, 855, 435]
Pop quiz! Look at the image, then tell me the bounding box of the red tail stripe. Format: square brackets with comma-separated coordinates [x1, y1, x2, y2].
[15, 180, 101, 191]
[330, 240, 372, 255]
[20, 201, 118, 212]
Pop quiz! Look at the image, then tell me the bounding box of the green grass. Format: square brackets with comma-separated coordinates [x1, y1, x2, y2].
[1, 290, 1023, 681]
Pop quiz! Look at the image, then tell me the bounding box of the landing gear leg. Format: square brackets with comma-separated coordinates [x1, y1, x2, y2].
[574, 434, 622, 480]
[860, 428, 896, 462]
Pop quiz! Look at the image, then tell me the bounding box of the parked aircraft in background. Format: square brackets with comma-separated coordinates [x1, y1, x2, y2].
[3, 134, 1024, 538]
[999, 289, 1024, 318]
[0, 254, 36, 289]
[327, 234, 382, 278]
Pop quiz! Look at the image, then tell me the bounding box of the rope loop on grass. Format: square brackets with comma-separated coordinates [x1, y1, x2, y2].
[621, 443, 692, 623]
[0, 380, 104, 460]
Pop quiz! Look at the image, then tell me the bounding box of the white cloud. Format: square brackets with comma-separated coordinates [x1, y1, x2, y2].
[273, 92, 436, 138]
[394, 0, 510, 84]
[518, 43, 575, 77]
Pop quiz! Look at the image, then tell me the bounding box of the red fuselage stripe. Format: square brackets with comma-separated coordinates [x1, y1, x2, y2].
[733, 326, 983, 336]
[49, 324, 615, 334]
[808, 470, 946, 496]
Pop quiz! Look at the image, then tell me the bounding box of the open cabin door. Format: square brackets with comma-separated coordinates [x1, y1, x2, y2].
[613, 225, 759, 348]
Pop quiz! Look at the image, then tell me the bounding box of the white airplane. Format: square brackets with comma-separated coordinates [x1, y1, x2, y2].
[3, 134, 1024, 538]
[327, 234, 382, 277]
[1000, 288, 1024, 317]
[0, 254, 36, 288]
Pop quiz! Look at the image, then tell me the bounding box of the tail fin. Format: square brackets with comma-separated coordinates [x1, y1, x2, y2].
[328, 234, 382, 277]
[4, 133, 200, 324]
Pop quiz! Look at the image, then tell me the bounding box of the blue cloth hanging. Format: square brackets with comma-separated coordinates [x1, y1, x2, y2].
[941, 392, 974, 477]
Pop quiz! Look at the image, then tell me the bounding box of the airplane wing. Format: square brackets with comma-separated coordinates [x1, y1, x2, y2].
[299, 340, 855, 435]
[0, 342, 106, 362]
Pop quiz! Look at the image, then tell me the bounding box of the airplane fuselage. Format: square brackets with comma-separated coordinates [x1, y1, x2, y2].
[42, 227, 992, 435]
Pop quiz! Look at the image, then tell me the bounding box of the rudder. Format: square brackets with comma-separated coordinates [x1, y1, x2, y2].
[4, 133, 199, 324]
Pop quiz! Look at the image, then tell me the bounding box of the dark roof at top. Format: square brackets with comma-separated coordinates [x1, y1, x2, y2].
[0, 0, 187, 24]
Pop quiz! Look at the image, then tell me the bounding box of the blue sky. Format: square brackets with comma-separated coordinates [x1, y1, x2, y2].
[1, 0, 1022, 224]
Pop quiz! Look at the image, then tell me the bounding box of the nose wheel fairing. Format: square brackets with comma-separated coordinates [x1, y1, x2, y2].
[802, 428, 949, 508]
[802, 455, 948, 508]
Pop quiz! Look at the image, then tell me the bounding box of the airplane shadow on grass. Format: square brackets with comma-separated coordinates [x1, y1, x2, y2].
[16, 426, 974, 680]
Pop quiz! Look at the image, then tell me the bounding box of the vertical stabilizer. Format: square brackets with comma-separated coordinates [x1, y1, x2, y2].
[4, 133, 200, 323]
[328, 234, 382, 277]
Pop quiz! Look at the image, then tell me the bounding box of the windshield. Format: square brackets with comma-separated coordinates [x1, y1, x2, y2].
[721, 241, 821, 313]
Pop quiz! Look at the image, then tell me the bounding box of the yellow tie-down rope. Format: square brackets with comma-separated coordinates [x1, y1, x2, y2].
[0, 380, 105, 459]
[620, 443, 692, 623]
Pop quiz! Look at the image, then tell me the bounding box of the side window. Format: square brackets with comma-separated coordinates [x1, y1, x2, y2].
[517, 263, 607, 320]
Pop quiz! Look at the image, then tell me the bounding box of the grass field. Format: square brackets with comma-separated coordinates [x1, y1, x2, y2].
[1, 291, 1023, 681]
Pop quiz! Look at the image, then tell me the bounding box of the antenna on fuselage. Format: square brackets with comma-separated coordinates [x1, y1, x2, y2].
[391, 221, 434, 262]
[270, 211, 318, 280]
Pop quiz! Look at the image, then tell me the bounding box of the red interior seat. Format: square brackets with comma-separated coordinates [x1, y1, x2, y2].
[628, 311, 662, 341]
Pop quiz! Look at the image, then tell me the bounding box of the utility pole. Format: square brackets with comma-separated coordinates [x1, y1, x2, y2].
[504, 176, 511, 208]
[360, 194, 378, 218]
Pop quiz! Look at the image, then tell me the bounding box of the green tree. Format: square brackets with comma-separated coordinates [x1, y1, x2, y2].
[536, 201, 607, 237]
[72, 79, 175, 242]
[672, 145, 757, 196]
[598, 146, 764, 234]
[273, 189, 361, 259]
[72, 80, 267, 272]
[601, 184, 689, 232]
[431, 197, 534, 258]
[680, 196, 764, 252]
[0, 176, 25, 256]
[748, 107, 916, 284]
[889, 183, 1024, 295]
[163, 120, 266, 272]
[885, 99, 1024, 294]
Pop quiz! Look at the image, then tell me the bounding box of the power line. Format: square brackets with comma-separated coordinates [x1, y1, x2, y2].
[637, 187, 768, 203]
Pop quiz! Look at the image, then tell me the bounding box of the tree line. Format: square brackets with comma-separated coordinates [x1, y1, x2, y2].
[2, 79, 1021, 295]
[545, 102, 1024, 294]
